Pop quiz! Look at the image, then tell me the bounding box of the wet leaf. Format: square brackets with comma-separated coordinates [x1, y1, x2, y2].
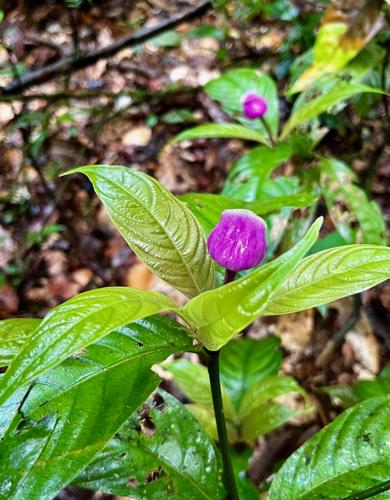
[0, 317, 194, 499]
[0, 319, 40, 367]
[77, 390, 226, 499]
[0, 287, 176, 407]
[269, 396, 390, 499]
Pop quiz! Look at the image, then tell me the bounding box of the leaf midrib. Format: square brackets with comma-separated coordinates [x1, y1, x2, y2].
[97, 172, 205, 295]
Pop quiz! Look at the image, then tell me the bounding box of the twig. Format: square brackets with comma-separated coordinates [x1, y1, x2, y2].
[316, 294, 362, 368]
[0, 1, 212, 95]
[0, 86, 198, 103]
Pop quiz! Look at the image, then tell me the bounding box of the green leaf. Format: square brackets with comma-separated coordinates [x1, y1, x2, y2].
[172, 123, 272, 147]
[222, 144, 292, 201]
[238, 375, 308, 420]
[164, 358, 235, 421]
[149, 30, 181, 48]
[219, 336, 282, 412]
[289, 2, 384, 94]
[268, 396, 390, 499]
[241, 401, 302, 442]
[64, 166, 215, 297]
[180, 192, 317, 237]
[205, 69, 279, 139]
[181, 218, 322, 350]
[2, 317, 194, 499]
[321, 158, 387, 245]
[281, 82, 384, 139]
[265, 245, 390, 315]
[77, 390, 226, 499]
[0, 417, 56, 498]
[0, 319, 40, 366]
[354, 364, 390, 402]
[0, 287, 176, 408]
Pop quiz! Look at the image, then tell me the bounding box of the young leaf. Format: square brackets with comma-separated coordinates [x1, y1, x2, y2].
[1, 317, 194, 499]
[180, 192, 318, 236]
[164, 358, 235, 420]
[172, 123, 272, 147]
[238, 375, 308, 420]
[0, 318, 40, 366]
[268, 396, 390, 499]
[221, 144, 292, 201]
[264, 245, 390, 315]
[219, 336, 282, 412]
[76, 390, 226, 499]
[0, 287, 176, 407]
[181, 218, 322, 350]
[205, 69, 279, 138]
[64, 166, 215, 297]
[281, 82, 384, 139]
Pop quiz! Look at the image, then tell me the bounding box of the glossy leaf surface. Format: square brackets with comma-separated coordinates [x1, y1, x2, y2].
[172, 123, 272, 147]
[180, 193, 317, 237]
[1, 317, 194, 499]
[265, 245, 390, 315]
[181, 218, 322, 350]
[269, 396, 390, 499]
[77, 390, 226, 499]
[205, 69, 279, 138]
[0, 318, 40, 366]
[65, 166, 215, 297]
[0, 287, 176, 407]
[219, 336, 281, 412]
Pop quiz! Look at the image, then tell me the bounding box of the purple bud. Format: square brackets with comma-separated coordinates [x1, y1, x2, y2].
[207, 209, 267, 272]
[242, 92, 268, 120]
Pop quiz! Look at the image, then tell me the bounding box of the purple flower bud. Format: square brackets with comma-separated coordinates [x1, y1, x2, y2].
[242, 92, 268, 120]
[207, 209, 267, 272]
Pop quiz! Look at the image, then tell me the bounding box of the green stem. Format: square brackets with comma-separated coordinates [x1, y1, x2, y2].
[206, 348, 239, 500]
[344, 480, 390, 500]
[260, 116, 275, 147]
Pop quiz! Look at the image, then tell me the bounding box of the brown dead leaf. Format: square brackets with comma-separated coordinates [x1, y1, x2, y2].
[125, 260, 154, 289]
[0, 284, 19, 318]
[276, 309, 314, 354]
[346, 314, 380, 375]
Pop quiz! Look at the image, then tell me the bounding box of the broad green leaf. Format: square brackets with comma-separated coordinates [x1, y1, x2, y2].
[2, 317, 194, 499]
[238, 375, 308, 420]
[0, 417, 56, 498]
[180, 192, 317, 236]
[164, 358, 235, 421]
[269, 396, 390, 499]
[222, 144, 292, 201]
[0, 287, 176, 407]
[219, 336, 282, 412]
[289, 2, 384, 94]
[281, 82, 384, 139]
[181, 218, 322, 350]
[205, 69, 279, 138]
[172, 123, 272, 147]
[77, 390, 226, 499]
[321, 158, 387, 245]
[64, 166, 215, 297]
[264, 245, 390, 315]
[241, 401, 301, 442]
[0, 319, 40, 366]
